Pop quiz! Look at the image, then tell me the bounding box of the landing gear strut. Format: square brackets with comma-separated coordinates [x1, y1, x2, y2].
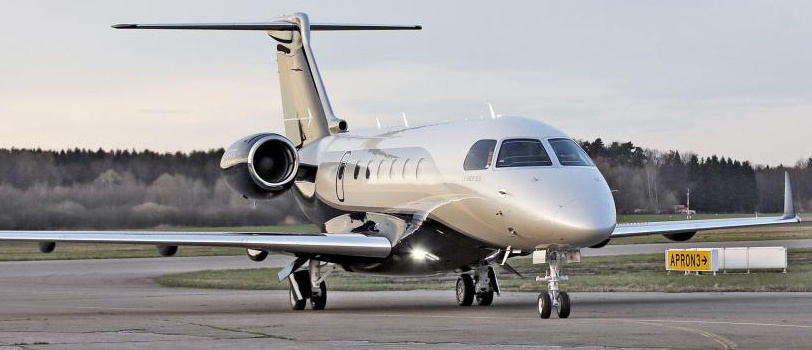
[534, 249, 578, 319]
[456, 264, 499, 306]
[288, 259, 329, 310]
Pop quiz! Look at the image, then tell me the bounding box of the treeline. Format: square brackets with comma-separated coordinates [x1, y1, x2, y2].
[580, 139, 811, 214]
[0, 142, 809, 230]
[0, 148, 304, 230]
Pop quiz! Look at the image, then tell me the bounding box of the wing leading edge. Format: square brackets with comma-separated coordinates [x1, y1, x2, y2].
[611, 172, 801, 238]
[0, 231, 391, 258]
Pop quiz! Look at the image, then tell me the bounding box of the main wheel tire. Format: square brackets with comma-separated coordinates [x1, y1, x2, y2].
[289, 270, 311, 311]
[476, 290, 494, 306]
[456, 274, 475, 306]
[289, 285, 306, 310]
[537, 292, 552, 319]
[556, 291, 571, 318]
[310, 281, 327, 310]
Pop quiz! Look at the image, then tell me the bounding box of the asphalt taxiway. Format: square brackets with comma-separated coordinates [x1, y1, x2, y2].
[1, 245, 811, 349]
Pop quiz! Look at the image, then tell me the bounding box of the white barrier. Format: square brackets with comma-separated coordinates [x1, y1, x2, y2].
[718, 246, 787, 273]
[665, 246, 787, 275]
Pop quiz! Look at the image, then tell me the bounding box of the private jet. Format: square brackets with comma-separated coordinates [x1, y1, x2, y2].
[0, 13, 801, 319]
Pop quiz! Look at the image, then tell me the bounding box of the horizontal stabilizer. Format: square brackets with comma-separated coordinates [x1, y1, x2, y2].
[112, 13, 420, 147]
[112, 22, 421, 31]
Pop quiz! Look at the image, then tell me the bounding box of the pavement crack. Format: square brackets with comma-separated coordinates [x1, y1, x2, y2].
[187, 322, 296, 341]
[79, 328, 210, 339]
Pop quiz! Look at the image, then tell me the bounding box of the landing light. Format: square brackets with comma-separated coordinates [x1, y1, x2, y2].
[411, 248, 439, 261]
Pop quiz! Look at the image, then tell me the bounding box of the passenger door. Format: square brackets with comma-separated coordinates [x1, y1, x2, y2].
[336, 152, 351, 202]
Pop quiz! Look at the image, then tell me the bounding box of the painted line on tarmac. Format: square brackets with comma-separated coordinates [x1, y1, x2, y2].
[633, 318, 812, 330]
[72, 306, 154, 311]
[325, 312, 812, 330]
[325, 312, 532, 321]
[633, 321, 736, 349]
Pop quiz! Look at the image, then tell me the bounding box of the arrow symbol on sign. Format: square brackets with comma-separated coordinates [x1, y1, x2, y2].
[701, 256, 707, 264]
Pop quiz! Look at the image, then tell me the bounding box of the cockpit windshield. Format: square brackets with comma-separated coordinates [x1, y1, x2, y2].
[548, 138, 594, 166]
[495, 139, 553, 167]
[463, 139, 497, 170]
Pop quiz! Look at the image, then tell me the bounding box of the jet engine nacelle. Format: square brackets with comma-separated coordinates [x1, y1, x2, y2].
[662, 231, 696, 242]
[220, 133, 299, 200]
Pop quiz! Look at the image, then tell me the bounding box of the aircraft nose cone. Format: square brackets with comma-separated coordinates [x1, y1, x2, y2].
[554, 198, 615, 246]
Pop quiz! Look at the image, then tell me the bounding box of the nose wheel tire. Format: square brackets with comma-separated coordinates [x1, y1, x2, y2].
[537, 292, 552, 319]
[310, 281, 327, 310]
[456, 274, 475, 306]
[556, 291, 571, 318]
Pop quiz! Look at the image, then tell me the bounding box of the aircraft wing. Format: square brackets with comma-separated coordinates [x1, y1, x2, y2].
[0, 231, 391, 258]
[611, 172, 801, 238]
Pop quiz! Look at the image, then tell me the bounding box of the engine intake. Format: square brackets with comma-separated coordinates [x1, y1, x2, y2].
[220, 133, 299, 200]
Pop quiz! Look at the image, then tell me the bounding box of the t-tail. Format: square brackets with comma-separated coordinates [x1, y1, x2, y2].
[113, 13, 421, 147]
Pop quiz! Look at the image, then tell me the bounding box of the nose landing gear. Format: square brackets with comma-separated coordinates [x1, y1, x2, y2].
[534, 249, 578, 319]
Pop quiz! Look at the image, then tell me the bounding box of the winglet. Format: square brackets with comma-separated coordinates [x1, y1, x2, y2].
[783, 171, 798, 220]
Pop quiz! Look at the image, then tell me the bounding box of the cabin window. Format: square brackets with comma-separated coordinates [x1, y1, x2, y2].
[365, 160, 372, 179]
[496, 139, 553, 167]
[377, 159, 386, 179]
[415, 158, 425, 178]
[463, 139, 497, 170]
[390, 159, 399, 179]
[353, 161, 361, 179]
[402, 158, 412, 179]
[548, 138, 594, 166]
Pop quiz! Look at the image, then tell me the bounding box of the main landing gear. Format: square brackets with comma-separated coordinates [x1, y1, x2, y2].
[289, 259, 329, 310]
[456, 264, 499, 306]
[534, 249, 579, 319]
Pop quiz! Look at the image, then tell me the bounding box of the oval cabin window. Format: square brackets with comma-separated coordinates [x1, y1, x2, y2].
[415, 158, 425, 179]
[377, 159, 386, 179]
[389, 159, 399, 180]
[401, 158, 411, 179]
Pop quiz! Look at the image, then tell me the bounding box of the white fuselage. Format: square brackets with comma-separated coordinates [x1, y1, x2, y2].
[296, 116, 617, 251]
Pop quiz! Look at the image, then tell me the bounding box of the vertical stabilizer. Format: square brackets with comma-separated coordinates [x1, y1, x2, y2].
[270, 13, 345, 147]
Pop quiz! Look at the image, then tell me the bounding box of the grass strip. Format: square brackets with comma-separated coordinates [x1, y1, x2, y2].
[156, 249, 812, 293]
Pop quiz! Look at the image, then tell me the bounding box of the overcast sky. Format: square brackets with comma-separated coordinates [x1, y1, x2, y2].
[1, 1, 810, 166]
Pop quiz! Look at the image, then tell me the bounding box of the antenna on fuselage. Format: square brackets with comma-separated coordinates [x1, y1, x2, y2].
[488, 102, 498, 119]
[375, 117, 382, 129]
[401, 112, 410, 127]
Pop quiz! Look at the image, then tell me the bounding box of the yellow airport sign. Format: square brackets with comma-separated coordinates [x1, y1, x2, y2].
[666, 249, 717, 272]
